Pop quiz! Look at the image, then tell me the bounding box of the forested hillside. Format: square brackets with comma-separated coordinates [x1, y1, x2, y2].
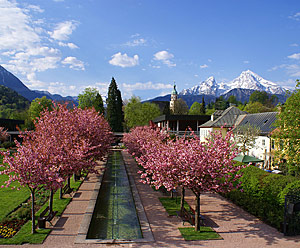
[0, 85, 30, 118]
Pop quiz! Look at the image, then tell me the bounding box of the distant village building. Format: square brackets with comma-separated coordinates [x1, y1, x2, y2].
[169, 83, 178, 112]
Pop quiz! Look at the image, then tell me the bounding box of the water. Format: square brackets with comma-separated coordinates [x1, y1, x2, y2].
[87, 151, 142, 240]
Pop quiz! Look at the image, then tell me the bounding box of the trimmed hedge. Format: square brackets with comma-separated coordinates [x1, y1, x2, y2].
[225, 165, 298, 230]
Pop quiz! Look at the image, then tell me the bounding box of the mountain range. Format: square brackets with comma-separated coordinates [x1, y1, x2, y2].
[150, 70, 287, 107]
[0, 65, 287, 108]
[0, 65, 76, 102]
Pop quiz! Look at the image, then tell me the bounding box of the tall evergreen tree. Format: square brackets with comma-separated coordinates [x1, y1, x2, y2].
[106, 77, 124, 132]
[200, 96, 206, 114]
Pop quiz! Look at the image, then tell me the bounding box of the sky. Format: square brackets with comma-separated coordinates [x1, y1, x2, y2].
[1, 0, 300, 101]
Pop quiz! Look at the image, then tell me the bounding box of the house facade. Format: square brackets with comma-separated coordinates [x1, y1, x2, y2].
[234, 112, 277, 169]
[199, 106, 246, 142]
[199, 107, 278, 168]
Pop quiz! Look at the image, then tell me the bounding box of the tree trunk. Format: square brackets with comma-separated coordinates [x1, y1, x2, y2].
[195, 192, 201, 232]
[49, 189, 54, 213]
[59, 187, 63, 199]
[67, 176, 71, 188]
[180, 187, 185, 214]
[30, 188, 36, 234]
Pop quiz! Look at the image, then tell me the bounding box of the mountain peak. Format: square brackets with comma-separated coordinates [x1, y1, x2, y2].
[180, 70, 286, 97]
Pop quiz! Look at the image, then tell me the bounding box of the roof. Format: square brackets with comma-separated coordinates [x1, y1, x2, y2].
[233, 112, 278, 135]
[153, 114, 210, 122]
[200, 106, 246, 128]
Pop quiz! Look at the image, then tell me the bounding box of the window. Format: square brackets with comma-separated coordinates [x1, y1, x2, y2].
[262, 139, 265, 146]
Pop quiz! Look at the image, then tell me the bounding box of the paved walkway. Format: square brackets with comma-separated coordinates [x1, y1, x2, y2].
[3, 150, 300, 248]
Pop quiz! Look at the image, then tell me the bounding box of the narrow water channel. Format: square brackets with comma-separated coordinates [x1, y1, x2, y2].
[86, 150, 142, 240]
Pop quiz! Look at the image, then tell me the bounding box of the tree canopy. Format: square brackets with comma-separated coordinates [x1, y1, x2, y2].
[106, 77, 124, 132]
[172, 98, 189, 115]
[272, 80, 300, 175]
[124, 96, 161, 129]
[78, 87, 104, 114]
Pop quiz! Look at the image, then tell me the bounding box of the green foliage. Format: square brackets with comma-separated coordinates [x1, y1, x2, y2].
[78, 87, 104, 114]
[214, 96, 228, 110]
[172, 98, 189, 115]
[225, 165, 298, 230]
[272, 80, 300, 171]
[28, 96, 53, 122]
[0, 85, 30, 119]
[124, 96, 161, 129]
[244, 101, 275, 113]
[249, 90, 278, 107]
[106, 77, 124, 132]
[189, 102, 202, 115]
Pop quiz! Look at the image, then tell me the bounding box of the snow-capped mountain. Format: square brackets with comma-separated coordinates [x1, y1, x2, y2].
[180, 70, 286, 97]
[180, 76, 229, 96]
[227, 70, 286, 95]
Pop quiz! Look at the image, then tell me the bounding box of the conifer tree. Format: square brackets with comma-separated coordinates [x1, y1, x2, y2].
[106, 77, 124, 132]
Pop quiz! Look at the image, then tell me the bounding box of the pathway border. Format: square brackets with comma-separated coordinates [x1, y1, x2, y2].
[75, 149, 154, 244]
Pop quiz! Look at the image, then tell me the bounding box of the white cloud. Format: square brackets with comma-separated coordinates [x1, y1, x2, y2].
[243, 60, 250, 64]
[120, 81, 173, 99]
[26, 4, 44, 13]
[125, 38, 147, 47]
[153, 51, 176, 67]
[109, 52, 139, 67]
[122, 82, 173, 91]
[287, 53, 300, 60]
[270, 63, 300, 77]
[289, 12, 300, 21]
[49, 21, 78, 41]
[290, 43, 299, 47]
[0, 0, 41, 50]
[200, 64, 208, 69]
[58, 41, 78, 49]
[62, 56, 85, 70]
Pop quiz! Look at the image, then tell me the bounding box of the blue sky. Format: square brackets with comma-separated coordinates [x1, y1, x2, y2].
[1, 0, 300, 101]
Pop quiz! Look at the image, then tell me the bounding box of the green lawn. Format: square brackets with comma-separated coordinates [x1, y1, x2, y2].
[178, 227, 222, 241]
[0, 170, 31, 221]
[0, 176, 84, 245]
[159, 197, 190, 216]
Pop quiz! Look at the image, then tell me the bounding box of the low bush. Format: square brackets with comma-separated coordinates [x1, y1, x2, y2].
[225, 165, 298, 230]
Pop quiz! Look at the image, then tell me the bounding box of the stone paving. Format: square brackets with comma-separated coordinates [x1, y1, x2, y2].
[3, 150, 300, 248]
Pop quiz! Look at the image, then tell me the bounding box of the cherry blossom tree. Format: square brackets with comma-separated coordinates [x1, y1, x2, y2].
[1, 103, 113, 233]
[0, 132, 64, 233]
[125, 126, 243, 231]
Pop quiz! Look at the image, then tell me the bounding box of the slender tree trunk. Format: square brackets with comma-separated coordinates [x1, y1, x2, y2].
[67, 176, 71, 188]
[180, 187, 185, 214]
[30, 188, 36, 234]
[49, 189, 54, 213]
[195, 192, 201, 232]
[60, 187, 63, 199]
[73, 173, 77, 182]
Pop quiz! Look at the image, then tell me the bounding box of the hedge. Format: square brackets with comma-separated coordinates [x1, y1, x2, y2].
[225, 165, 298, 230]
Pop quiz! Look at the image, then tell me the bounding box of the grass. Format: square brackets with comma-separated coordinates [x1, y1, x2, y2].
[0, 166, 31, 221]
[0, 176, 84, 245]
[0, 221, 51, 245]
[178, 227, 222, 241]
[159, 197, 190, 216]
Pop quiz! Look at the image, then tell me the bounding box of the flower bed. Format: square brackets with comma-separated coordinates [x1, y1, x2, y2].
[0, 220, 25, 239]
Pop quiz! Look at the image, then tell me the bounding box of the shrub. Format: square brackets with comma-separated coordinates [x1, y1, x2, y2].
[225, 165, 298, 230]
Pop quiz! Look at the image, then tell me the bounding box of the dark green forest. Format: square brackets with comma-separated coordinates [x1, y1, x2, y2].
[0, 85, 30, 119]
